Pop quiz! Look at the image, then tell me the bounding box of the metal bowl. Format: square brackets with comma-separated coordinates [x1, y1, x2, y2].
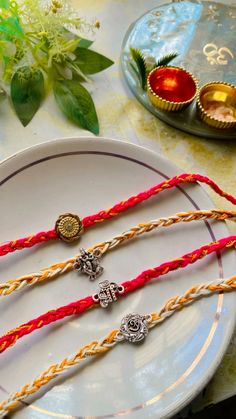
[147, 66, 198, 112]
[197, 82, 236, 129]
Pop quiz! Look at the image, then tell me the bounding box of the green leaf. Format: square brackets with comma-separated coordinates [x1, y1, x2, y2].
[62, 29, 93, 48]
[78, 37, 93, 48]
[71, 71, 88, 83]
[0, 0, 9, 8]
[130, 62, 140, 80]
[0, 16, 24, 40]
[73, 47, 114, 74]
[53, 62, 73, 80]
[155, 52, 178, 67]
[70, 64, 89, 82]
[11, 66, 44, 126]
[53, 79, 99, 134]
[130, 47, 147, 89]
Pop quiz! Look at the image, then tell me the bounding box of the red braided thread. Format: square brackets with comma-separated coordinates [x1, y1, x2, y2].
[82, 173, 236, 227]
[0, 235, 235, 354]
[1, 173, 235, 257]
[0, 296, 94, 353]
[122, 236, 236, 294]
[0, 230, 58, 256]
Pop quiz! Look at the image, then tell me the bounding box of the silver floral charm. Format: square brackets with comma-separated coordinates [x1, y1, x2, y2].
[119, 313, 149, 343]
[92, 280, 124, 308]
[74, 248, 103, 281]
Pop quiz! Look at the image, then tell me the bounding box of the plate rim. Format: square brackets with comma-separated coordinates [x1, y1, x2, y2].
[0, 135, 226, 213]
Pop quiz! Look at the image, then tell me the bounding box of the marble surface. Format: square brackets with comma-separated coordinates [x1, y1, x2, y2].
[0, 0, 235, 412]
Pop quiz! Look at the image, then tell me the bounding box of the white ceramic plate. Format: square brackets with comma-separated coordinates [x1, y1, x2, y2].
[0, 137, 235, 419]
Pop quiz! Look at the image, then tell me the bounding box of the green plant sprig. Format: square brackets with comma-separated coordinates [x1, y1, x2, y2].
[130, 47, 178, 90]
[130, 47, 147, 90]
[156, 52, 178, 67]
[0, 0, 114, 134]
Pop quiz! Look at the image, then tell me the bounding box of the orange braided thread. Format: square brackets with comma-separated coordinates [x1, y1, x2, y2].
[1, 275, 236, 416]
[1, 209, 235, 297]
[1, 173, 236, 257]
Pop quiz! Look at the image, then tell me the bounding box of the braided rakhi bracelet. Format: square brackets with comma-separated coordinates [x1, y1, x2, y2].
[1, 173, 236, 257]
[0, 275, 236, 417]
[0, 235, 235, 354]
[1, 209, 235, 297]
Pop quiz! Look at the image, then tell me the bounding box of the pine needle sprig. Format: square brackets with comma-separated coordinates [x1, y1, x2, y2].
[130, 47, 147, 89]
[155, 52, 178, 67]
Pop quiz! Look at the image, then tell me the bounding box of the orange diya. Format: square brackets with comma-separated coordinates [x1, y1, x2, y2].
[147, 66, 198, 111]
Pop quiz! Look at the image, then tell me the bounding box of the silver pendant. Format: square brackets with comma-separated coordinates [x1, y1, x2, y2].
[119, 313, 149, 343]
[92, 280, 124, 308]
[74, 248, 103, 281]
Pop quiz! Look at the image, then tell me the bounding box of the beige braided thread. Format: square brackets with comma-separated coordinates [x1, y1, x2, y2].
[0, 275, 236, 416]
[1, 209, 235, 297]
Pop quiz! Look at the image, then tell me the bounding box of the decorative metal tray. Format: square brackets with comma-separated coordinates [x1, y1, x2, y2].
[121, 0, 236, 139]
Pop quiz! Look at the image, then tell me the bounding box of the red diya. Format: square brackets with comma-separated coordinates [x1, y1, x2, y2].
[147, 66, 198, 111]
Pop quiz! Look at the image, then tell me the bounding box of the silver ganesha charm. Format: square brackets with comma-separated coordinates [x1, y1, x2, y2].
[92, 280, 124, 308]
[74, 248, 103, 281]
[119, 313, 149, 343]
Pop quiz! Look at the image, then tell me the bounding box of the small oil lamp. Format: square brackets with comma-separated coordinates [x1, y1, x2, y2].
[147, 66, 198, 112]
[197, 82, 236, 129]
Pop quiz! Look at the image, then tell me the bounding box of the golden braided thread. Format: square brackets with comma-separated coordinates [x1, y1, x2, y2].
[1, 275, 236, 416]
[1, 209, 235, 297]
